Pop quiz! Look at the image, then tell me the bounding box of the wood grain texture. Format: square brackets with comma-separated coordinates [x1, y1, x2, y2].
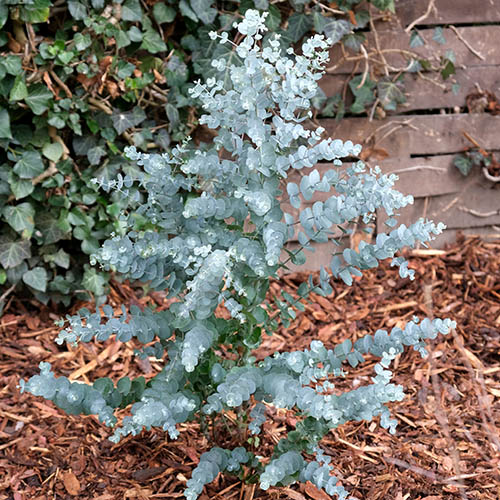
[376, 182, 500, 233]
[319, 65, 500, 112]
[396, 0, 500, 26]
[377, 155, 479, 198]
[321, 114, 500, 156]
[328, 26, 500, 75]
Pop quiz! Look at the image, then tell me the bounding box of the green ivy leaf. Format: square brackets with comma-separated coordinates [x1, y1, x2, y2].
[153, 3, 176, 23]
[111, 107, 146, 134]
[122, 0, 143, 21]
[1, 56, 22, 76]
[23, 267, 48, 292]
[140, 29, 167, 53]
[42, 142, 64, 162]
[3, 202, 35, 238]
[285, 13, 313, 43]
[36, 212, 69, 245]
[0, 5, 8, 29]
[454, 154, 473, 176]
[8, 172, 34, 200]
[265, 4, 281, 31]
[0, 107, 12, 139]
[82, 265, 109, 296]
[322, 19, 351, 44]
[68, 0, 87, 20]
[179, 0, 198, 22]
[74, 33, 92, 51]
[441, 59, 455, 80]
[87, 145, 107, 165]
[20, 5, 50, 23]
[13, 151, 44, 179]
[377, 77, 406, 111]
[25, 84, 53, 115]
[312, 11, 326, 34]
[9, 75, 28, 102]
[370, 0, 395, 13]
[0, 268, 6, 285]
[82, 236, 100, 255]
[433, 26, 446, 45]
[115, 30, 131, 49]
[128, 26, 143, 42]
[409, 30, 424, 48]
[57, 51, 74, 65]
[0, 235, 31, 269]
[190, 0, 217, 25]
[53, 248, 70, 269]
[349, 75, 376, 114]
[47, 113, 65, 129]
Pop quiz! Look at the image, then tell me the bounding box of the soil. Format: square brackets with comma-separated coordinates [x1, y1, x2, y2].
[1, 234, 499, 500]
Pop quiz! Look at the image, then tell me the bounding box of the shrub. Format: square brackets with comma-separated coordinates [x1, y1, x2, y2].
[20, 10, 455, 499]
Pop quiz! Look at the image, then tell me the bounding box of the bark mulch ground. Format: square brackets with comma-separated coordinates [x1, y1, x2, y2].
[1, 235, 499, 500]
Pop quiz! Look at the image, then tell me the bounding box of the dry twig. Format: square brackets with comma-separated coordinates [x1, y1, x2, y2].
[450, 25, 485, 61]
[404, 0, 437, 33]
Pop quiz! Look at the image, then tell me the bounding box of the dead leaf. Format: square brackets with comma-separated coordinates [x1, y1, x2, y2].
[43, 71, 59, 98]
[441, 456, 454, 472]
[304, 481, 331, 500]
[99, 56, 113, 71]
[282, 488, 307, 500]
[177, 445, 199, 463]
[7, 32, 23, 53]
[318, 323, 342, 342]
[27, 345, 49, 356]
[123, 487, 153, 499]
[359, 146, 389, 161]
[153, 68, 166, 84]
[460, 347, 484, 370]
[76, 72, 94, 88]
[25, 316, 40, 330]
[61, 470, 80, 495]
[106, 80, 120, 99]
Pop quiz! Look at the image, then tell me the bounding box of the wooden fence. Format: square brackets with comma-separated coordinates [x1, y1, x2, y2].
[283, 0, 500, 272]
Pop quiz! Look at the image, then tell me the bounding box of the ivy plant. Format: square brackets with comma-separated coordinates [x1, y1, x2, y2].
[20, 11, 455, 499]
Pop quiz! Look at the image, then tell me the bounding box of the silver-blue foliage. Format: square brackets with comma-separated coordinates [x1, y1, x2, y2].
[20, 10, 456, 500]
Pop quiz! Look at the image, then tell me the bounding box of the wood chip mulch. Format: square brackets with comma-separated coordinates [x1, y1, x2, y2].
[1, 234, 499, 500]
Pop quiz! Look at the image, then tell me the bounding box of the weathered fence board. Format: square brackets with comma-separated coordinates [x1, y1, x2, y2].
[321, 114, 500, 156]
[328, 26, 500, 75]
[377, 183, 500, 232]
[396, 0, 500, 27]
[320, 65, 500, 112]
[378, 155, 485, 198]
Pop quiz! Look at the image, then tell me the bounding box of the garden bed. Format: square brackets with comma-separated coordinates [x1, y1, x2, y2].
[1, 235, 499, 500]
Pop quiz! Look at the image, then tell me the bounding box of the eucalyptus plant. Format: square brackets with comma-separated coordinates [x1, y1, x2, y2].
[20, 11, 455, 499]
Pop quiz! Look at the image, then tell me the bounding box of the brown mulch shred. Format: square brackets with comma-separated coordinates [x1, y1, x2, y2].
[1, 235, 499, 500]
